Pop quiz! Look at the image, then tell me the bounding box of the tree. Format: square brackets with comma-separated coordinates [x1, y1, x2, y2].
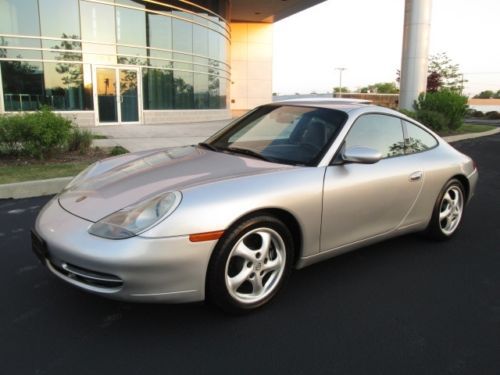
[427, 52, 465, 93]
[333, 87, 349, 93]
[426, 71, 442, 93]
[359, 82, 399, 94]
[495, 90, 500, 99]
[474, 90, 494, 99]
[396, 52, 466, 93]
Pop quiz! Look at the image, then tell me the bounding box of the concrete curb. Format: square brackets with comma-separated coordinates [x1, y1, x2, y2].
[1, 129, 499, 200]
[0, 177, 72, 199]
[443, 127, 500, 143]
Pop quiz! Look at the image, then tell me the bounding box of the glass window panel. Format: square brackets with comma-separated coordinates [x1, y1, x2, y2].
[148, 55, 173, 69]
[404, 121, 438, 154]
[117, 46, 147, 65]
[0, 0, 40, 37]
[80, 1, 116, 64]
[147, 13, 172, 50]
[345, 114, 405, 158]
[0, 47, 42, 60]
[116, 0, 145, 8]
[96, 67, 117, 123]
[80, 1, 116, 43]
[116, 7, 146, 46]
[172, 19, 192, 55]
[42, 62, 90, 110]
[174, 61, 193, 71]
[219, 77, 228, 109]
[39, 0, 80, 39]
[193, 25, 208, 57]
[208, 31, 219, 61]
[1, 60, 43, 111]
[208, 72, 219, 109]
[0, 36, 40, 50]
[142, 68, 173, 110]
[174, 70, 193, 109]
[194, 73, 208, 109]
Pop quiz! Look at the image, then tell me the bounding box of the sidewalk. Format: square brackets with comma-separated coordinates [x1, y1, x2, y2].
[90, 119, 232, 152]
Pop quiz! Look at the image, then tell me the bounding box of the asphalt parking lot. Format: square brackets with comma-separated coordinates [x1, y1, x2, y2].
[1, 134, 499, 375]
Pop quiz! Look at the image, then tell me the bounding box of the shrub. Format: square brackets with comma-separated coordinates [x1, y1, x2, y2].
[485, 111, 500, 120]
[466, 109, 484, 118]
[109, 146, 129, 156]
[398, 109, 418, 120]
[0, 114, 30, 155]
[415, 110, 448, 131]
[414, 90, 468, 130]
[0, 107, 73, 159]
[68, 128, 93, 154]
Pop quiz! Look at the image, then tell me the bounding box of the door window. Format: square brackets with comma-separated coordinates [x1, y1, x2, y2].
[345, 114, 405, 158]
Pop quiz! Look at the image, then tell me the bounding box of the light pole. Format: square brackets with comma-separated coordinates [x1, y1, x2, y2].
[335, 67, 346, 98]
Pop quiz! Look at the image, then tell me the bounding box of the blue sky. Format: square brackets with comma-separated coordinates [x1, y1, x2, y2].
[273, 0, 500, 96]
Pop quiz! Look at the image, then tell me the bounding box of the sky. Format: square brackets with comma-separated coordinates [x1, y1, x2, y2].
[272, 0, 500, 96]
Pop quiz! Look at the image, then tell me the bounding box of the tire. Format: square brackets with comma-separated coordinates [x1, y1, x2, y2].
[206, 215, 294, 313]
[425, 178, 465, 240]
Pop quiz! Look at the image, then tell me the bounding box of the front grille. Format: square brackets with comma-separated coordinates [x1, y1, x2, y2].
[50, 261, 123, 289]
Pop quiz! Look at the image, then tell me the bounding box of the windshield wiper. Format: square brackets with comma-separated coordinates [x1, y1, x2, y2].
[226, 147, 273, 162]
[198, 142, 219, 152]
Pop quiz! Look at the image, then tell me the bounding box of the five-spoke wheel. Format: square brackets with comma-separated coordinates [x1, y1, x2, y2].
[426, 178, 466, 240]
[206, 215, 294, 313]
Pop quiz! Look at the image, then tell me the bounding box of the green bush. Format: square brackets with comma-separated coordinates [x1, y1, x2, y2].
[109, 146, 129, 156]
[415, 109, 448, 131]
[466, 109, 484, 118]
[0, 114, 30, 155]
[0, 107, 73, 159]
[68, 128, 93, 154]
[398, 109, 418, 120]
[414, 90, 468, 130]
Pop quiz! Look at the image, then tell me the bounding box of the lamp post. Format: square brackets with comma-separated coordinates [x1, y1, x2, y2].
[335, 67, 346, 98]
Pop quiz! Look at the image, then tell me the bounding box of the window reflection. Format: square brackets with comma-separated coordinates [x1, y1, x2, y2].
[346, 115, 405, 158]
[143, 68, 174, 110]
[1, 60, 43, 111]
[174, 70, 194, 109]
[39, 0, 80, 38]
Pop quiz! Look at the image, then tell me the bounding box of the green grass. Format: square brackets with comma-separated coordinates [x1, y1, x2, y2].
[92, 134, 108, 139]
[439, 124, 496, 136]
[0, 162, 92, 185]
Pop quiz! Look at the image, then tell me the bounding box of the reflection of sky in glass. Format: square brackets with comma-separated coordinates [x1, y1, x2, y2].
[80, 1, 115, 43]
[0, 0, 40, 36]
[39, 0, 80, 38]
[116, 7, 146, 46]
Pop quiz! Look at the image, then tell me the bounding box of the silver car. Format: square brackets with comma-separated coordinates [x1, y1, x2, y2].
[32, 100, 478, 313]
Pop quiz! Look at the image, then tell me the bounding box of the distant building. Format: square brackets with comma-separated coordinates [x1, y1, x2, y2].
[0, 0, 323, 125]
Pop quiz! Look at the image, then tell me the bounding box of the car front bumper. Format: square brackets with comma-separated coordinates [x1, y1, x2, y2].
[33, 197, 217, 303]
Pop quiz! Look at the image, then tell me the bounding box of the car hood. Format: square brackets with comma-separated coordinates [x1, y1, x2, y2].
[58, 146, 290, 222]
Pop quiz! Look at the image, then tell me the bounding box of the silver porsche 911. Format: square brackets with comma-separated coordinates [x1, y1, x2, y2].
[32, 100, 478, 313]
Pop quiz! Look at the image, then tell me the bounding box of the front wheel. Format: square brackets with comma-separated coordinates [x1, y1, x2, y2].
[206, 215, 294, 313]
[425, 178, 465, 240]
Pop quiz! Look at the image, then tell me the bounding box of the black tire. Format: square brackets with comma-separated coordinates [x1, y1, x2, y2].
[425, 178, 466, 240]
[206, 215, 294, 314]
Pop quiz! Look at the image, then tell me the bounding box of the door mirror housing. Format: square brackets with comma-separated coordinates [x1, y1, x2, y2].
[342, 146, 382, 164]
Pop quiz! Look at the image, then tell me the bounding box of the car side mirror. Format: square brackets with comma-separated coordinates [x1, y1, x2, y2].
[342, 146, 382, 164]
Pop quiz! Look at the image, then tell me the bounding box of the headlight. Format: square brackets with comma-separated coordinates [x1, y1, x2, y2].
[88, 192, 182, 239]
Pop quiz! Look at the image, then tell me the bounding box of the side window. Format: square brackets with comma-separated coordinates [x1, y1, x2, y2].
[404, 121, 438, 154]
[345, 114, 405, 158]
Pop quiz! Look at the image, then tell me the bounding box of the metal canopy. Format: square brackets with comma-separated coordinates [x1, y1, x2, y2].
[230, 0, 325, 23]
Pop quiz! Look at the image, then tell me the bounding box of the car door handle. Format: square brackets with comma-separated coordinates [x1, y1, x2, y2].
[409, 171, 423, 182]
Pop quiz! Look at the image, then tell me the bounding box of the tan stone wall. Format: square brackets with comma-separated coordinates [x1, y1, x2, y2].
[336, 93, 399, 108]
[468, 98, 500, 106]
[230, 22, 273, 111]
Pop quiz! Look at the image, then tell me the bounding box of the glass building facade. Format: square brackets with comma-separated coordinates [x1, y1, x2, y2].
[0, 0, 230, 124]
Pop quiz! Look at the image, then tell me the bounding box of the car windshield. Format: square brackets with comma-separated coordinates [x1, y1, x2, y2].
[203, 105, 348, 166]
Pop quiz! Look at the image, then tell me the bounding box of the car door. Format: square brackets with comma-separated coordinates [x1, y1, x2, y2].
[321, 113, 424, 251]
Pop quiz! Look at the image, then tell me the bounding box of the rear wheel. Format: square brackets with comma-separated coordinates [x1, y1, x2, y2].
[425, 178, 465, 240]
[206, 215, 294, 313]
